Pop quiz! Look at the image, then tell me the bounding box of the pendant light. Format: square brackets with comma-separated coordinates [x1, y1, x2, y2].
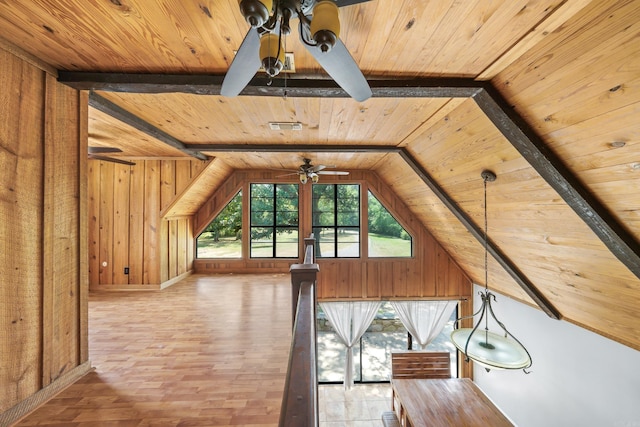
[450, 170, 532, 372]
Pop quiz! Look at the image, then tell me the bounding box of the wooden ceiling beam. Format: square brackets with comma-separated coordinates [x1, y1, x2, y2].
[399, 149, 561, 320]
[474, 85, 640, 281]
[59, 72, 482, 98]
[88, 92, 208, 161]
[61, 73, 640, 314]
[189, 144, 398, 153]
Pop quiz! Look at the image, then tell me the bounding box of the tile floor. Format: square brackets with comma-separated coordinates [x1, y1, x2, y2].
[319, 383, 392, 426]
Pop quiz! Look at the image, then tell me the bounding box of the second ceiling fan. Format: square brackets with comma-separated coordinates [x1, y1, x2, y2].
[221, 0, 372, 102]
[279, 158, 349, 184]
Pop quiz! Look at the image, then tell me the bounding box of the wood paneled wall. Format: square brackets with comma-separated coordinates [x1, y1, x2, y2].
[193, 170, 472, 300]
[88, 159, 201, 289]
[0, 47, 89, 417]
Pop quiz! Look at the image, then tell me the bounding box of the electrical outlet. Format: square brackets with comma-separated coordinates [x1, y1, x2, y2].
[124, 267, 129, 274]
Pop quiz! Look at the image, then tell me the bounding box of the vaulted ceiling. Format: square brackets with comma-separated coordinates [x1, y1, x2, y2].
[0, 0, 638, 351]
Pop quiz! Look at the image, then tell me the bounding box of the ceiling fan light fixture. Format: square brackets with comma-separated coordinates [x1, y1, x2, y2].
[310, 0, 340, 52]
[238, 0, 272, 27]
[259, 33, 285, 77]
[299, 174, 308, 184]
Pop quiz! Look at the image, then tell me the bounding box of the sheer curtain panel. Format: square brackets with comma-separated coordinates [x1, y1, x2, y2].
[390, 300, 457, 349]
[320, 301, 381, 389]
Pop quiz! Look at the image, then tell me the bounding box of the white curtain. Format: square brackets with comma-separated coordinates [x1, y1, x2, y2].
[390, 300, 457, 349]
[320, 301, 381, 390]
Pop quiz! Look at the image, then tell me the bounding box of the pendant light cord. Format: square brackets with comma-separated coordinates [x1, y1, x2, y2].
[484, 176, 488, 293]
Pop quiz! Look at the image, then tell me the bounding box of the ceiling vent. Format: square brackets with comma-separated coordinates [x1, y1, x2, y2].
[269, 122, 303, 131]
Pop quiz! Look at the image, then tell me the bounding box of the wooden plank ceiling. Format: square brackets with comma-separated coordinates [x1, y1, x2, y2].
[0, 0, 638, 350]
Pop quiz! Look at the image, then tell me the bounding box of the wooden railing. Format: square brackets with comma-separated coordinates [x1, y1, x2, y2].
[279, 235, 319, 427]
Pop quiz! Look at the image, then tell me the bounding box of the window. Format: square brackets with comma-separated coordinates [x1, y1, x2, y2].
[317, 302, 458, 383]
[250, 183, 299, 258]
[368, 191, 412, 257]
[196, 191, 242, 258]
[312, 184, 360, 258]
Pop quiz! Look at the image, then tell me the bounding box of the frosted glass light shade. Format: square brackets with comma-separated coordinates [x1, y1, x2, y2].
[451, 328, 532, 370]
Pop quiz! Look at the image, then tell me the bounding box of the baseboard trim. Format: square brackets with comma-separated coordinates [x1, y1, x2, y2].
[89, 271, 193, 292]
[89, 283, 163, 291]
[1, 360, 92, 426]
[160, 270, 192, 290]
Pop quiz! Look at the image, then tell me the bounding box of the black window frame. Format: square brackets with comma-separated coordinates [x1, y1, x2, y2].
[312, 183, 361, 258]
[249, 183, 299, 258]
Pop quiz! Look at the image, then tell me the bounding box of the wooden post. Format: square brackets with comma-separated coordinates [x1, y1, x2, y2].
[290, 235, 318, 326]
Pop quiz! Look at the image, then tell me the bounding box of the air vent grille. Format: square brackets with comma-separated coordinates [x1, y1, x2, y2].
[269, 122, 303, 131]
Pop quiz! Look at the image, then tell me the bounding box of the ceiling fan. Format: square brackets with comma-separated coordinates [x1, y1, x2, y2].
[221, 0, 372, 102]
[279, 158, 349, 183]
[88, 146, 135, 166]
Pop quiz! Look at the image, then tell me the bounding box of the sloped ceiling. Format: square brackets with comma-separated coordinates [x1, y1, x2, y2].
[0, 0, 638, 350]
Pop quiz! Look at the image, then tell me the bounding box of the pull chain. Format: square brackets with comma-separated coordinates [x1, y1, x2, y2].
[283, 25, 288, 99]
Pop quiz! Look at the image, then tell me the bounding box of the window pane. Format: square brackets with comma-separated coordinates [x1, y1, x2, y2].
[337, 185, 359, 227]
[312, 184, 335, 227]
[313, 184, 334, 200]
[250, 210, 274, 226]
[337, 227, 360, 257]
[196, 191, 242, 258]
[251, 183, 274, 197]
[315, 212, 334, 227]
[337, 184, 359, 199]
[276, 183, 298, 198]
[276, 211, 299, 225]
[276, 194, 298, 211]
[250, 227, 273, 257]
[275, 228, 298, 258]
[337, 211, 359, 226]
[368, 191, 412, 257]
[251, 196, 274, 210]
[313, 227, 335, 258]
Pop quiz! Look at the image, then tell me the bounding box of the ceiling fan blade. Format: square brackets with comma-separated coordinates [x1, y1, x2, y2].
[301, 35, 371, 102]
[271, 168, 300, 173]
[317, 171, 349, 175]
[221, 28, 262, 97]
[336, 0, 373, 7]
[310, 164, 328, 172]
[88, 146, 122, 154]
[89, 155, 136, 166]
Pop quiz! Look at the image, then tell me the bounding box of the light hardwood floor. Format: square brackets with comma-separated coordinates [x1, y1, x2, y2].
[15, 274, 293, 426]
[14, 273, 389, 427]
